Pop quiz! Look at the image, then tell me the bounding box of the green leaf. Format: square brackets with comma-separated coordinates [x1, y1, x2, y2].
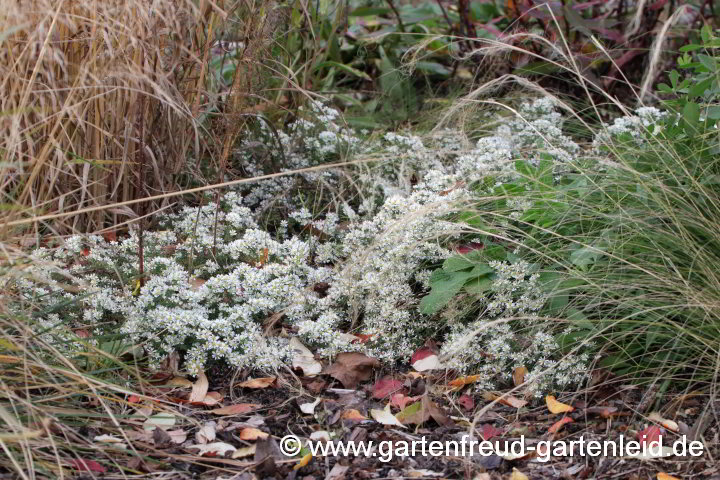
[419, 270, 476, 315]
[414, 61, 451, 76]
[683, 101, 700, 131]
[669, 70, 679, 89]
[464, 276, 493, 295]
[707, 106, 720, 120]
[349, 6, 390, 16]
[313, 61, 371, 80]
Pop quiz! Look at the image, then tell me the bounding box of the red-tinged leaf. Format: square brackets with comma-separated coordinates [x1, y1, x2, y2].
[448, 375, 481, 390]
[455, 242, 484, 254]
[103, 231, 117, 242]
[372, 377, 405, 399]
[210, 403, 260, 416]
[410, 346, 435, 364]
[74, 329, 91, 338]
[69, 459, 106, 473]
[390, 393, 416, 410]
[480, 423, 504, 441]
[82, 248, 90, 257]
[548, 417, 573, 434]
[636, 425, 663, 447]
[351, 333, 374, 344]
[458, 394, 474, 411]
[127, 394, 142, 403]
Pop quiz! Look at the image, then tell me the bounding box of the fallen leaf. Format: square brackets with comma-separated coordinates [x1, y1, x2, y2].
[127, 394, 142, 403]
[458, 394, 475, 410]
[510, 468, 529, 480]
[194, 391, 223, 406]
[636, 425, 663, 447]
[186, 442, 236, 457]
[484, 392, 528, 409]
[93, 434, 124, 445]
[341, 409, 368, 421]
[165, 429, 188, 444]
[239, 427, 269, 440]
[657, 473, 680, 480]
[585, 405, 618, 418]
[290, 337, 322, 376]
[310, 431, 330, 442]
[548, 417, 573, 434]
[624, 445, 674, 459]
[448, 375, 481, 390]
[512, 366, 528, 386]
[232, 445, 257, 458]
[370, 404, 406, 428]
[372, 377, 405, 399]
[390, 393, 416, 410]
[407, 470, 444, 478]
[299, 398, 322, 415]
[411, 347, 442, 371]
[189, 371, 209, 403]
[325, 463, 349, 480]
[167, 377, 193, 388]
[480, 423, 504, 441]
[648, 412, 679, 432]
[237, 377, 276, 389]
[293, 452, 312, 470]
[143, 413, 176, 431]
[546, 395, 574, 414]
[189, 278, 206, 290]
[395, 396, 452, 426]
[195, 422, 216, 444]
[324, 352, 380, 388]
[210, 403, 260, 416]
[69, 459, 106, 473]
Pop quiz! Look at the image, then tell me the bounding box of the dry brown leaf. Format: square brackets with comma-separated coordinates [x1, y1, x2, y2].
[167, 377, 193, 388]
[237, 377, 276, 389]
[189, 371, 209, 403]
[546, 395, 574, 414]
[341, 409, 367, 421]
[239, 427, 269, 440]
[290, 337, 322, 376]
[510, 468, 529, 480]
[483, 392, 528, 409]
[324, 352, 380, 388]
[210, 403, 261, 416]
[232, 445, 257, 458]
[512, 366, 528, 387]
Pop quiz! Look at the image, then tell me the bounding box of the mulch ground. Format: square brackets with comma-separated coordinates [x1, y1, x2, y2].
[46, 353, 720, 480]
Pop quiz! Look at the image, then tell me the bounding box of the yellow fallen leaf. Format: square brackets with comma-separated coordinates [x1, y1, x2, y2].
[236, 377, 276, 389]
[167, 376, 193, 388]
[512, 366, 528, 386]
[657, 473, 680, 480]
[510, 467, 529, 480]
[293, 452, 312, 470]
[0, 355, 21, 364]
[546, 395, 574, 414]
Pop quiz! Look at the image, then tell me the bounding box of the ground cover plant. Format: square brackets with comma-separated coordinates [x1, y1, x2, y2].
[2, 1, 720, 479]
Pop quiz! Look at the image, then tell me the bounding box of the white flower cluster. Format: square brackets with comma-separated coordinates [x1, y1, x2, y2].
[14, 98, 602, 393]
[593, 106, 667, 150]
[440, 260, 590, 397]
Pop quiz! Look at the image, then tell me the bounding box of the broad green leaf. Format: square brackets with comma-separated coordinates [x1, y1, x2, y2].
[349, 6, 390, 16]
[682, 101, 700, 131]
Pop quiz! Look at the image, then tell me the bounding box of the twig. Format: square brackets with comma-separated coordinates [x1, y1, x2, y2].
[384, 0, 405, 33]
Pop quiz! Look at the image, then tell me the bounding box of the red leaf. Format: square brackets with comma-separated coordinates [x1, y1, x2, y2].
[480, 423, 504, 441]
[455, 242, 484, 254]
[82, 248, 90, 257]
[458, 394, 474, 411]
[127, 394, 142, 403]
[372, 377, 405, 399]
[351, 333, 375, 344]
[69, 459, 106, 473]
[636, 425, 663, 447]
[410, 346, 435, 365]
[390, 393, 416, 410]
[548, 416, 573, 434]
